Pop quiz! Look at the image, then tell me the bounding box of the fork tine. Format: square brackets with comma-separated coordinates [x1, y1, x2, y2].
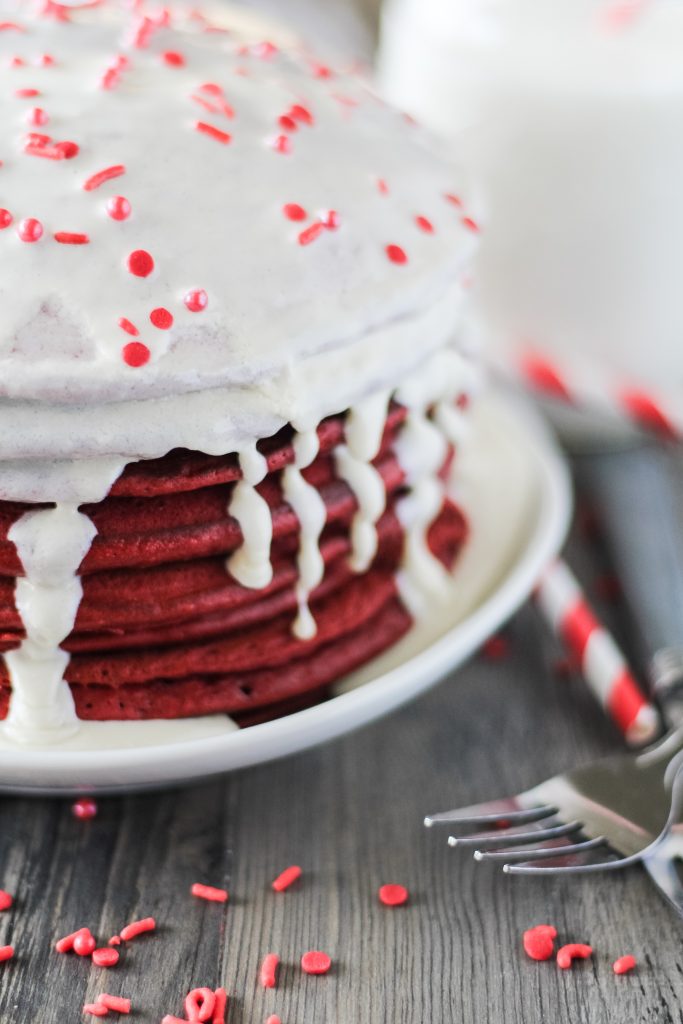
[474, 836, 607, 863]
[424, 804, 557, 829]
[448, 820, 583, 849]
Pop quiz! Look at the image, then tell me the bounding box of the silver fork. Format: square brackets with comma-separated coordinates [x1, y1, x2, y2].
[424, 718, 683, 875]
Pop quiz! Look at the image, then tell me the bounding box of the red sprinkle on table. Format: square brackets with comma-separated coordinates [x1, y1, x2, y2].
[556, 943, 593, 969]
[0, 210, 11, 229]
[265, 1017, 282, 1024]
[213, 987, 228, 1024]
[415, 215, 434, 233]
[73, 929, 97, 957]
[92, 947, 120, 968]
[71, 798, 98, 820]
[55, 930, 80, 953]
[378, 884, 409, 907]
[301, 950, 331, 975]
[17, 217, 42, 242]
[191, 883, 229, 903]
[150, 307, 173, 329]
[385, 243, 407, 265]
[195, 121, 232, 144]
[283, 203, 306, 221]
[83, 1004, 108, 1018]
[127, 250, 154, 277]
[260, 953, 279, 988]
[613, 954, 637, 975]
[54, 232, 89, 245]
[122, 341, 151, 368]
[0, 946, 13, 963]
[83, 165, 126, 192]
[119, 917, 156, 941]
[162, 50, 185, 66]
[272, 865, 302, 892]
[185, 987, 215, 1022]
[118, 317, 139, 337]
[108, 936, 121, 947]
[523, 925, 557, 961]
[298, 222, 324, 246]
[184, 288, 208, 312]
[97, 994, 131, 1014]
[106, 196, 131, 221]
[0, 890, 12, 912]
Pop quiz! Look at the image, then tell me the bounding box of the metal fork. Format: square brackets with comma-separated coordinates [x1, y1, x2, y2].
[424, 719, 683, 875]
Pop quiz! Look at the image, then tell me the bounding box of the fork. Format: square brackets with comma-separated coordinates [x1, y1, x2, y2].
[424, 717, 683, 875]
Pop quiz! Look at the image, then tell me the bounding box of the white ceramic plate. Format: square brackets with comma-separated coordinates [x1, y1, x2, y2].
[0, 393, 572, 795]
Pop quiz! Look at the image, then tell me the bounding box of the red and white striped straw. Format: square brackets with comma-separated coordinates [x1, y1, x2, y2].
[534, 560, 660, 747]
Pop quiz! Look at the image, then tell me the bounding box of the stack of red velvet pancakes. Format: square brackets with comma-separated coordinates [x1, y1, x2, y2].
[0, 0, 479, 744]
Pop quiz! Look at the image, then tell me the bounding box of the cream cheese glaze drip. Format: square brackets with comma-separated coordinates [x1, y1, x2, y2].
[0, 1, 477, 743]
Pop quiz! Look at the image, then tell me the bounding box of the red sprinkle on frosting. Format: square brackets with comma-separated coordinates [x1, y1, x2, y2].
[118, 317, 139, 337]
[83, 165, 126, 192]
[162, 51, 186, 67]
[444, 193, 462, 207]
[385, 243, 407, 264]
[184, 288, 208, 312]
[290, 103, 314, 125]
[321, 209, 340, 230]
[298, 222, 324, 246]
[15, 87, 40, 98]
[195, 121, 232, 144]
[283, 203, 307, 222]
[150, 307, 173, 329]
[278, 114, 298, 132]
[415, 215, 434, 233]
[271, 134, 291, 154]
[54, 232, 89, 245]
[27, 106, 47, 126]
[301, 950, 332, 975]
[106, 195, 131, 221]
[0, 210, 12, 229]
[462, 216, 480, 233]
[17, 217, 43, 242]
[55, 139, 79, 159]
[378, 883, 409, 907]
[127, 250, 155, 278]
[122, 342, 151, 368]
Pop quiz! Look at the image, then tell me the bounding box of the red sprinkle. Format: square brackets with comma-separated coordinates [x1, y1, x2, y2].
[73, 929, 97, 957]
[556, 943, 593, 969]
[0, 946, 13, 963]
[272, 865, 302, 892]
[444, 193, 462, 207]
[92, 947, 120, 968]
[613, 954, 637, 975]
[54, 231, 89, 245]
[321, 209, 340, 230]
[260, 952, 279, 988]
[118, 317, 139, 337]
[15, 87, 40, 98]
[72, 798, 98, 819]
[199, 82, 223, 96]
[195, 121, 232, 144]
[191, 883, 229, 903]
[283, 203, 307, 222]
[0, 890, 12, 911]
[271, 134, 291, 155]
[162, 51, 186, 67]
[378, 884, 409, 907]
[482, 634, 509, 660]
[278, 114, 298, 132]
[184, 289, 208, 312]
[385, 244, 407, 265]
[298, 222, 324, 246]
[462, 216, 480, 233]
[83, 1004, 108, 1018]
[17, 217, 43, 242]
[523, 925, 557, 961]
[122, 342, 151, 368]
[0, 209, 11, 229]
[377, 178, 389, 195]
[301, 950, 331, 975]
[185, 988, 215, 1022]
[265, 1017, 282, 1024]
[38, 53, 55, 66]
[150, 307, 173, 330]
[106, 196, 131, 221]
[415, 215, 434, 233]
[27, 106, 47, 126]
[290, 103, 314, 125]
[55, 140, 79, 159]
[127, 250, 154, 278]
[83, 165, 126, 192]
[213, 987, 228, 1024]
[97, 994, 131, 1014]
[55, 930, 81, 953]
[119, 917, 155, 941]
[108, 936, 121, 947]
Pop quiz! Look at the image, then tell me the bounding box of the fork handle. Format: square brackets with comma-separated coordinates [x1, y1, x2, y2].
[576, 444, 683, 727]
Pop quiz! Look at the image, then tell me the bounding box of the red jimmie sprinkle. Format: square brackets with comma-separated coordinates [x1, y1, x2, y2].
[298, 222, 324, 246]
[462, 216, 480, 233]
[185, 988, 215, 1022]
[97, 994, 131, 1014]
[301, 950, 331, 975]
[83, 1004, 108, 1018]
[444, 192, 462, 207]
[106, 195, 131, 221]
[272, 865, 302, 892]
[613, 954, 637, 975]
[162, 51, 186, 66]
[0, 946, 13, 963]
[378, 884, 409, 907]
[321, 210, 340, 230]
[15, 87, 40, 97]
[150, 307, 173, 329]
[377, 178, 389, 195]
[71, 798, 98, 819]
[191, 883, 229, 903]
[118, 317, 139, 337]
[38, 53, 55, 66]
[92, 947, 119, 968]
[108, 936, 121, 947]
[122, 342, 151, 367]
[415, 215, 434, 233]
[119, 917, 155, 940]
[195, 121, 232, 144]
[523, 925, 557, 961]
[54, 232, 89, 245]
[0, 891, 12, 912]
[271, 134, 291, 154]
[10, 56, 25, 67]
[199, 82, 223, 95]
[0, 210, 11, 229]
[83, 165, 126, 192]
[290, 103, 314, 125]
[278, 114, 298, 132]
[55, 930, 81, 954]
[17, 217, 43, 242]
[27, 107, 47, 126]
[73, 929, 97, 957]
[184, 289, 208, 312]
[127, 250, 155, 277]
[556, 943, 593, 969]
[213, 987, 228, 1024]
[283, 203, 306, 221]
[385, 244, 407, 265]
[265, 1017, 282, 1024]
[55, 140, 79, 159]
[260, 953, 279, 988]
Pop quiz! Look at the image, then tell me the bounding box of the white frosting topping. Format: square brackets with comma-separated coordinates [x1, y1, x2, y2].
[226, 445, 272, 589]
